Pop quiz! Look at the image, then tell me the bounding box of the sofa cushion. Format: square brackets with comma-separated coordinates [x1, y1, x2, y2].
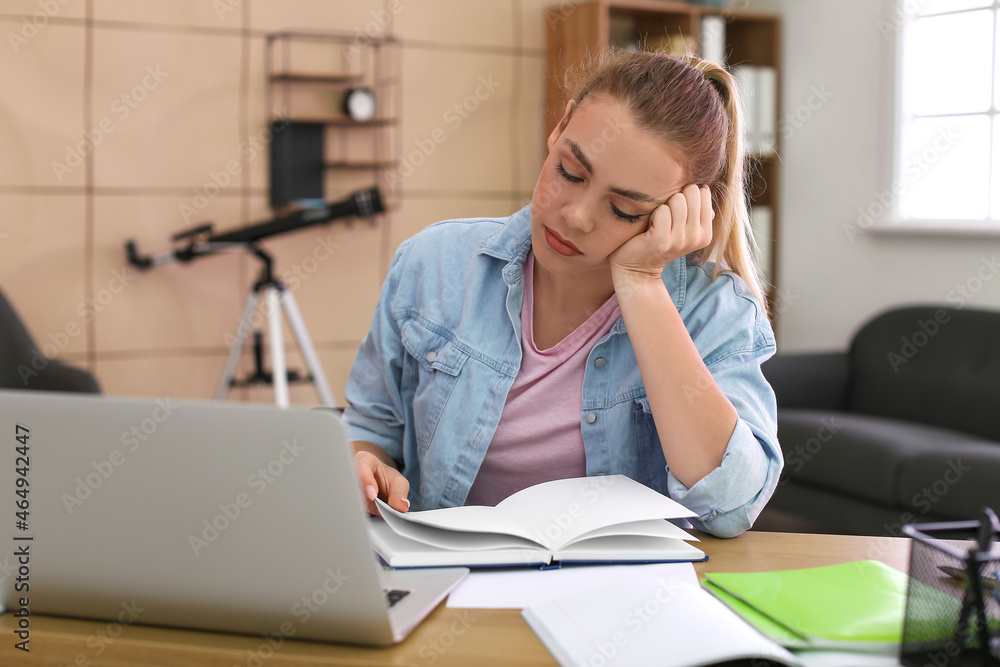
[896, 443, 1000, 519]
[847, 306, 1000, 441]
[777, 409, 995, 508]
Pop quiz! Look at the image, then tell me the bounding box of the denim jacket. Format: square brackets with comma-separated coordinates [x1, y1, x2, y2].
[343, 205, 782, 537]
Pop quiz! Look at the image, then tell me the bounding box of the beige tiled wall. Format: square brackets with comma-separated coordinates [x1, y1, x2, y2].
[0, 0, 550, 406]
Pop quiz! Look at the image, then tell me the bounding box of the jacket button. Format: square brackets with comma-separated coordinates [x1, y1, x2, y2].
[426, 351, 437, 363]
[585, 412, 597, 424]
[594, 357, 607, 368]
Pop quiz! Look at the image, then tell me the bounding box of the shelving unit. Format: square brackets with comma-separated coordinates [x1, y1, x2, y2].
[545, 0, 781, 314]
[265, 32, 401, 210]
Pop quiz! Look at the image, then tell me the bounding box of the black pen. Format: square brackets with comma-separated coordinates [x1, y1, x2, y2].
[938, 564, 1000, 606]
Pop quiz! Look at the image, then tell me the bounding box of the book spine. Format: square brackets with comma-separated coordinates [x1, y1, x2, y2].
[732, 65, 759, 155]
[756, 67, 778, 155]
[700, 16, 726, 65]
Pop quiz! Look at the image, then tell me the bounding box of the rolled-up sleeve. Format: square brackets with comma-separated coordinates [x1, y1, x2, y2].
[666, 272, 782, 538]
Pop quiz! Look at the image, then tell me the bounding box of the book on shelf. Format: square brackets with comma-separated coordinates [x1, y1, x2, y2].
[367, 475, 706, 569]
[732, 64, 778, 156]
[647, 34, 698, 56]
[700, 15, 727, 65]
[751, 205, 773, 284]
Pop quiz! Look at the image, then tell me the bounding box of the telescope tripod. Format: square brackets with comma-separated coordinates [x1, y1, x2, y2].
[216, 245, 336, 409]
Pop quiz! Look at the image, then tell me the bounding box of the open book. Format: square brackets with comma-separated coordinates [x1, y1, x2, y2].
[523, 576, 803, 667]
[523, 572, 907, 667]
[367, 475, 706, 568]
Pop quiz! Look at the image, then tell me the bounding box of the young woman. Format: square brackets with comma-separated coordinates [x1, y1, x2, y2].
[344, 50, 781, 538]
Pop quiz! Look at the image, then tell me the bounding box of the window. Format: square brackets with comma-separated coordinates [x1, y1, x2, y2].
[894, 1, 998, 228]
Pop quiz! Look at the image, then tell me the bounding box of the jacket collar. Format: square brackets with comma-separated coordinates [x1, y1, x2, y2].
[480, 204, 687, 315]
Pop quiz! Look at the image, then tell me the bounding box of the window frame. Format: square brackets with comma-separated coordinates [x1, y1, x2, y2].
[880, 0, 1000, 236]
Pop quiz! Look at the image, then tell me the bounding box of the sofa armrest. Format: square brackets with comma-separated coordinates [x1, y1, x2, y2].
[30, 359, 102, 394]
[761, 352, 850, 410]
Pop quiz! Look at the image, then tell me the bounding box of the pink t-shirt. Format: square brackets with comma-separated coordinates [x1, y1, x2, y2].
[465, 251, 621, 506]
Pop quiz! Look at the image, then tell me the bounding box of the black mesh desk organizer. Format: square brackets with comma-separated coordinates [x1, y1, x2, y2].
[902, 509, 1000, 667]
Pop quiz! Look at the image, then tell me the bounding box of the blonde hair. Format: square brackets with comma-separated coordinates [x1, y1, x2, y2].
[566, 49, 768, 314]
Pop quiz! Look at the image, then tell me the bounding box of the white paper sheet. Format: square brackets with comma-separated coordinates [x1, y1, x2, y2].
[446, 561, 698, 609]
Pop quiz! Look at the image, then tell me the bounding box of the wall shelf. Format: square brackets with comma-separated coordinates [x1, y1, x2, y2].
[266, 31, 400, 209]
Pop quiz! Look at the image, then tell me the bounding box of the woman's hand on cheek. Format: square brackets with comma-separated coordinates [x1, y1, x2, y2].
[610, 184, 715, 285]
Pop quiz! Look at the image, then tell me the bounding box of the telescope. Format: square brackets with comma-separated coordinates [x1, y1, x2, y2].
[122, 186, 385, 410]
[125, 187, 384, 269]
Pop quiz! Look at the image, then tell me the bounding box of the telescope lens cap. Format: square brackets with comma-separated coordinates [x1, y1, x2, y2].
[344, 87, 376, 123]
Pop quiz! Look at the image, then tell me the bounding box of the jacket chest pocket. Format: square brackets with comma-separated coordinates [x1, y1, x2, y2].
[400, 320, 469, 450]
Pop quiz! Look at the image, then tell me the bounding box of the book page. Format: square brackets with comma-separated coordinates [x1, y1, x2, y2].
[375, 498, 538, 543]
[570, 518, 699, 544]
[447, 562, 699, 609]
[496, 475, 696, 550]
[368, 519, 547, 568]
[552, 535, 705, 564]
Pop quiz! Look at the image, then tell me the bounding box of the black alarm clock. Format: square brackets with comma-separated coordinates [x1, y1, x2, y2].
[343, 87, 376, 122]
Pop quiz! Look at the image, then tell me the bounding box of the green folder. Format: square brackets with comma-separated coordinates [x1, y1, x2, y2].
[702, 560, 909, 650]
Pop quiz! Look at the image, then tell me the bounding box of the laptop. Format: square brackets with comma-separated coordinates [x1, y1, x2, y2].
[0, 389, 467, 645]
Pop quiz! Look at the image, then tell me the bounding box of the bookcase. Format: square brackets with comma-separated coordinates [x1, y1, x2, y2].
[266, 31, 401, 210]
[544, 0, 781, 314]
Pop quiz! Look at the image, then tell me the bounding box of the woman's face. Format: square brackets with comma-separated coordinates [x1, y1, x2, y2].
[530, 94, 689, 277]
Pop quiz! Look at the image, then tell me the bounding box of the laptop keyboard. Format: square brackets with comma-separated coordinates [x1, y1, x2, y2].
[385, 588, 410, 607]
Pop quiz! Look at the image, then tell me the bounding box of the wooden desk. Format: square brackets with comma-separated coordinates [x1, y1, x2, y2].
[0, 531, 910, 666]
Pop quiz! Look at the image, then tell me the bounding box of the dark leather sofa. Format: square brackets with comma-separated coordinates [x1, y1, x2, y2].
[760, 305, 1000, 536]
[1, 287, 101, 393]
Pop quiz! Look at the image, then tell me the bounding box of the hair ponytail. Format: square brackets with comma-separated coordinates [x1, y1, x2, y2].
[688, 58, 769, 316]
[567, 50, 769, 314]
